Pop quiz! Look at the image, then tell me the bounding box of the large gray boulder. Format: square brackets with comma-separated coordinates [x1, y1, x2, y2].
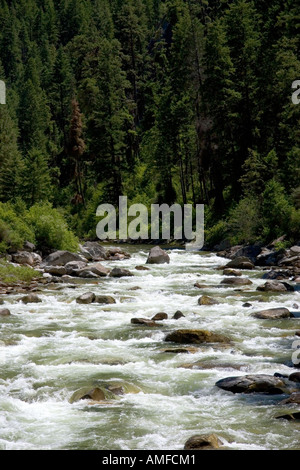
[146, 246, 170, 265]
[225, 256, 254, 270]
[251, 308, 292, 319]
[80, 242, 107, 261]
[12, 251, 35, 266]
[215, 374, 298, 395]
[42, 250, 85, 267]
[76, 292, 96, 304]
[257, 281, 288, 292]
[109, 267, 134, 278]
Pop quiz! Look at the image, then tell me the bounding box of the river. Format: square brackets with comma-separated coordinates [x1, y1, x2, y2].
[0, 246, 299, 450]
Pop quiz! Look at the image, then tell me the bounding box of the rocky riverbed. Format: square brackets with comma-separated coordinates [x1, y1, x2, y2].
[0, 241, 300, 450]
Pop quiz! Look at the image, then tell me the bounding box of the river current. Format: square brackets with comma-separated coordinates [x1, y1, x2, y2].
[0, 246, 299, 450]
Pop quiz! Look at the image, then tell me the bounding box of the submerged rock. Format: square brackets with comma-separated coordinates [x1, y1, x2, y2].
[0, 308, 11, 316]
[251, 308, 292, 319]
[20, 294, 42, 304]
[223, 268, 242, 277]
[184, 434, 223, 450]
[221, 277, 253, 286]
[135, 265, 150, 271]
[165, 329, 230, 344]
[146, 246, 170, 265]
[275, 412, 300, 421]
[95, 295, 116, 304]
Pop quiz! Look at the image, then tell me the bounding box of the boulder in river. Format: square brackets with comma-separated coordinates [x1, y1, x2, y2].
[0, 308, 11, 316]
[80, 242, 107, 261]
[173, 311, 185, 319]
[64, 261, 88, 275]
[95, 295, 116, 304]
[279, 392, 300, 405]
[184, 434, 223, 450]
[152, 312, 168, 321]
[225, 256, 255, 270]
[78, 270, 100, 279]
[257, 281, 288, 292]
[198, 295, 220, 306]
[135, 265, 150, 271]
[223, 268, 242, 277]
[42, 250, 85, 267]
[131, 317, 161, 327]
[215, 374, 298, 394]
[251, 308, 292, 319]
[44, 266, 67, 276]
[20, 294, 42, 304]
[275, 412, 300, 421]
[220, 277, 253, 286]
[146, 246, 170, 265]
[262, 270, 292, 280]
[165, 329, 230, 344]
[76, 292, 96, 304]
[81, 262, 110, 277]
[109, 267, 134, 278]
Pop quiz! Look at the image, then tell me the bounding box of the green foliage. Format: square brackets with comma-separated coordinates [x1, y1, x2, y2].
[0, 202, 35, 252]
[0, 259, 41, 284]
[26, 203, 79, 252]
[227, 197, 263, 245]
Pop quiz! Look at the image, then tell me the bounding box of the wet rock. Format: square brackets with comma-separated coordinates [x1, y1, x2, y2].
[225, 256, 255, 270]
[257, 281, 288, 292]
[279, 392, 300, 405]
[231, 245, 262, 264]
[44, 266, 67, 276]
[184, 434, 223, 450]
[165, 329, 230, 345]
[107, 247, 131, 260]
[78, 270, 100, 279]
[173, 311, 185, 320]
[81, 242, 107, 261]
[146, 246, 170, 265]
[0, 308, 11, 316]
[242, 302, 252, 308]
[83, 262, 110, 277]
[135, 265, 150, 271]
[20, 294, 42, 304]
[70, 387, 111, 404]
[43, 250, 85, 267]
[255, 249, 285, 267]
[275, 412, 300, 421]
[251, 308, 292, 319]
[161, 347, 199, 354]
[76, 292, 96, 304]
[12, 251, 35, 266]
[262, 270, 292, 280]
[194, 282, 207, 289]
[109, 267, 134, 278]
[223, 268, 242, 277]
[131, 318, 160, 327]
[221, 277, 253, 286]
[152, 312, 168, 321]
[95, 295, 116, 304]
[64, 261, 88, 275]
[215, 374, 296, 395]
[295, 331, 300, 337]
[198, 295, 220, 306]
[289, 372, 300, 383]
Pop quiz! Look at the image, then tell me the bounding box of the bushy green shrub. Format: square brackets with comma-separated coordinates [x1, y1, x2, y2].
[227, 197, 263, 245]
[261, 179, 293, 241]
[0, 260, 41, 284]
[26, 203, 79, 252]
[0, 202, 35, 252]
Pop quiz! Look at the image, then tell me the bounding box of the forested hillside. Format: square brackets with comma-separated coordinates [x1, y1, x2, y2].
[0, 0, 299, 252]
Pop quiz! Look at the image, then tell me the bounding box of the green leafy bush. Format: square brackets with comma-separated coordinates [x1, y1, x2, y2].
[26, 203, 79, 252]
[0, 202, 35, 252]
[0, 260, 41, 284]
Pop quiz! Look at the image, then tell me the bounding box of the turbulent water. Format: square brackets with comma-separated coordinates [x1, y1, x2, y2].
[0, 246, 299, 450]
